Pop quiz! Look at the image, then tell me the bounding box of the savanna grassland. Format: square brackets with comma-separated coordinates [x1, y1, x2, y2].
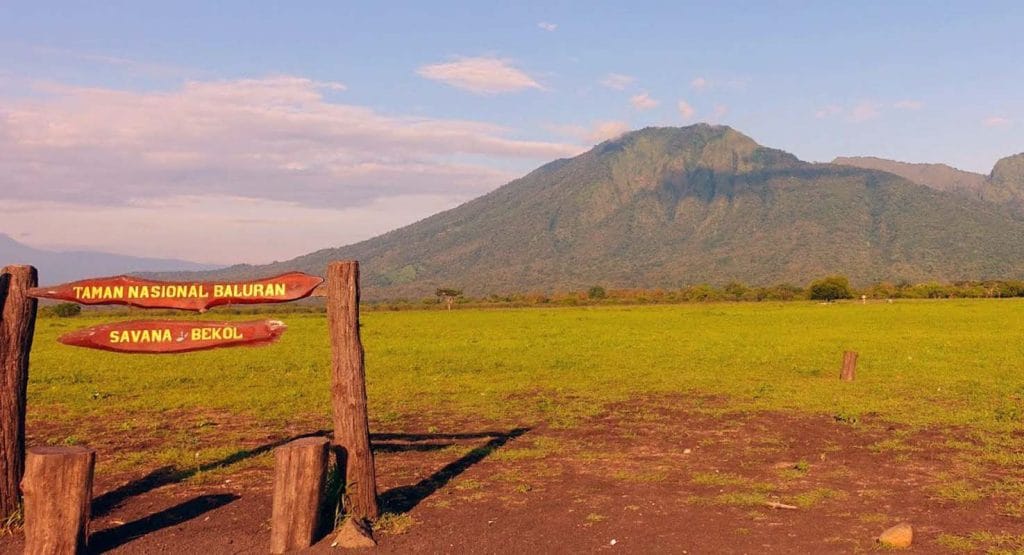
[13, 299, 1024, 552]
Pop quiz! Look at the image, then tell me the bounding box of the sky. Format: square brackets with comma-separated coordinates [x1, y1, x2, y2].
[1, 1, 1022, 265]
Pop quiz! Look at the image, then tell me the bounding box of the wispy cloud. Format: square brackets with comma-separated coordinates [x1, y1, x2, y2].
[982, 116, 1012, 127]
[893, 99, 923, 110]
[416, 56, 543, 94]
[677, 99, 695, 120]
[0, 76, 587, 261]
[815, 102, 881, 123]
[630, 92, 659, 110]
[815, 105, 843, 119]
[548, 120, 630, 144]
[537, 21, 557, 31]
[691, 77, 709, 91]
[600, 73, 635, 90]
[848, 102, 881, 123]
[0, 76, 582, 208]
[29, 45, 203, 79]
[711, 104, 729, 121]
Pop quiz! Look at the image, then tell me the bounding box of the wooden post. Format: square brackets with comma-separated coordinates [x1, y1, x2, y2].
[326, 261, 379, 521]
[270, 437, 329, 553]
[840, 351, 858, 381]
[22, 446, 95, 555]
[0, 264, 38, 518]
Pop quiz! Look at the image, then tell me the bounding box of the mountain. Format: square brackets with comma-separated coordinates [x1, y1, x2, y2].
[987, 153, 1024, 213]
[165, 125, 1024, 298]
[0, 234, 221, 285]
[833, 153, 1024, 213]
[830, 156, 987, 195]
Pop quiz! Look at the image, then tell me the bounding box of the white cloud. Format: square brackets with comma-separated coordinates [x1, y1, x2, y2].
[815, 105, 843, 119]
[711, 104, 729, 121]
[546, 120, 630, 144]
[416, 56, 543, 94]
[893, 99, 923, 110]
[600, 73, 635, 90]
[677, 100, 695, 120]
[630, 92, 659, 110]
[691, 77, 709, 91]
[982, 116, 1012, 127]
[537, 21, 557, 31]
[848, 102, 881, 123]
[0, 76, 586, 261]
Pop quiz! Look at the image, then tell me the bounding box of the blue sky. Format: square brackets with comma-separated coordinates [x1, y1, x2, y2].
[1, 2, 1021, 263]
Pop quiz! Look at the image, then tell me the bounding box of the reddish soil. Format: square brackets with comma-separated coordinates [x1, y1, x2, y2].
[4, 398, 1023, 553]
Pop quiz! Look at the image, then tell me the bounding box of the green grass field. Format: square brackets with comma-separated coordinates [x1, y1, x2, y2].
[30, 299, 1024, 435]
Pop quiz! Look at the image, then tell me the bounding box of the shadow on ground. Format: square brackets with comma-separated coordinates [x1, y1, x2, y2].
[88, 426, 529, 549]
[377, 428, 531, 514]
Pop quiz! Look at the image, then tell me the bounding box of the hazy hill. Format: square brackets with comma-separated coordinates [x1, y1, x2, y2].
[161, 125, 1024, 298]
[0, 234, 220, 285]
[987, 153, 1024, 213]
[834, 153, 1024, 213]
[831, 156, 987, 194]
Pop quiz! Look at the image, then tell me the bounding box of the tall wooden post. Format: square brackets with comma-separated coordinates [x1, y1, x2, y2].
[270, 437, 330, 553]
[0, 264, 38, 518]
[326, 261, 379, 521]
[840, 350, 858, 381]
[22, 446, 95, 555]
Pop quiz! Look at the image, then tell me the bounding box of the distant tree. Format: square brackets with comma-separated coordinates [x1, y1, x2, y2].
[808, 275, 854, 301]
[723, 281, 749, 300]
[53, 303, 82, 317]
[587, 285, 607, 300]
[435, 288, 463, 310]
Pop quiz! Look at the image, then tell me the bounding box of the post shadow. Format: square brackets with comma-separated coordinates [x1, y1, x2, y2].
[92, 430, 329, 518]
[90, 425, 529, 542]
[377, 427, 530, 515]
[89, 494, 239, 553]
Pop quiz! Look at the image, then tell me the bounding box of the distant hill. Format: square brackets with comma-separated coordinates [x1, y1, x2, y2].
[0, 234, 221, 285]
[834, 153, 1024, 213]
[987, 153, 1024, 213]
[831, 156, 987, 195]
[159, 125, 1024, 298]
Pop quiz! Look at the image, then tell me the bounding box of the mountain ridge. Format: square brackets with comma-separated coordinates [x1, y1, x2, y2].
[0, 234, 221, 285]
[154, 125, 1024, 298]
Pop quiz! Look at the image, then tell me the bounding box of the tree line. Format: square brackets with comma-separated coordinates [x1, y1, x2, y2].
[362, 276, 1024, 310]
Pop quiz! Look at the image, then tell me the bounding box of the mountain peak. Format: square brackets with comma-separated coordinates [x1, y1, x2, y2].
[588, 124, 801, 178]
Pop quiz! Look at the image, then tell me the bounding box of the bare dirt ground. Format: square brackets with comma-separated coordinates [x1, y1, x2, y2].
[4, 397, 1023, 553]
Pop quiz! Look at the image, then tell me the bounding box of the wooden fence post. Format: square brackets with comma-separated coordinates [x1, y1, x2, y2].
[840, 351, 858, 381]
[270, 437, 329, 553]
[22, 446, 95, 555]
[326, 261, 379, 521]
[0, 264, 38, 519]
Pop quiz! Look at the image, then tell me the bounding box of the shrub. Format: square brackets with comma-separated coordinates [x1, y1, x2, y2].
[587, 285, 607, 299]
[52, 303, 82, 317]
[808, 275, 854, 301]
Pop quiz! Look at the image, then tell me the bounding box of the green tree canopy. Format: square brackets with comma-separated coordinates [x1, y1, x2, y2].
[808, 275, 854, 301]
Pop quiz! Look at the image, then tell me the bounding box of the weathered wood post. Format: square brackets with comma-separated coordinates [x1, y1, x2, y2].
[840, 350, 858, 381]
[326, 261, 379, 522]
[270, 437, 330, 553]
[22, 446, 95, 555]
[0, 264, 38, 519]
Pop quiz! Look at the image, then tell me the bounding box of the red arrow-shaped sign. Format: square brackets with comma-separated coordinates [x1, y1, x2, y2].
[28, 272, 323, 312]
[58, 319, 287, 354]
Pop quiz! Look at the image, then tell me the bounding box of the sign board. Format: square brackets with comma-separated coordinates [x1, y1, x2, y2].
[28, 272, 323, 312]
[58, 319, 287, 354]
